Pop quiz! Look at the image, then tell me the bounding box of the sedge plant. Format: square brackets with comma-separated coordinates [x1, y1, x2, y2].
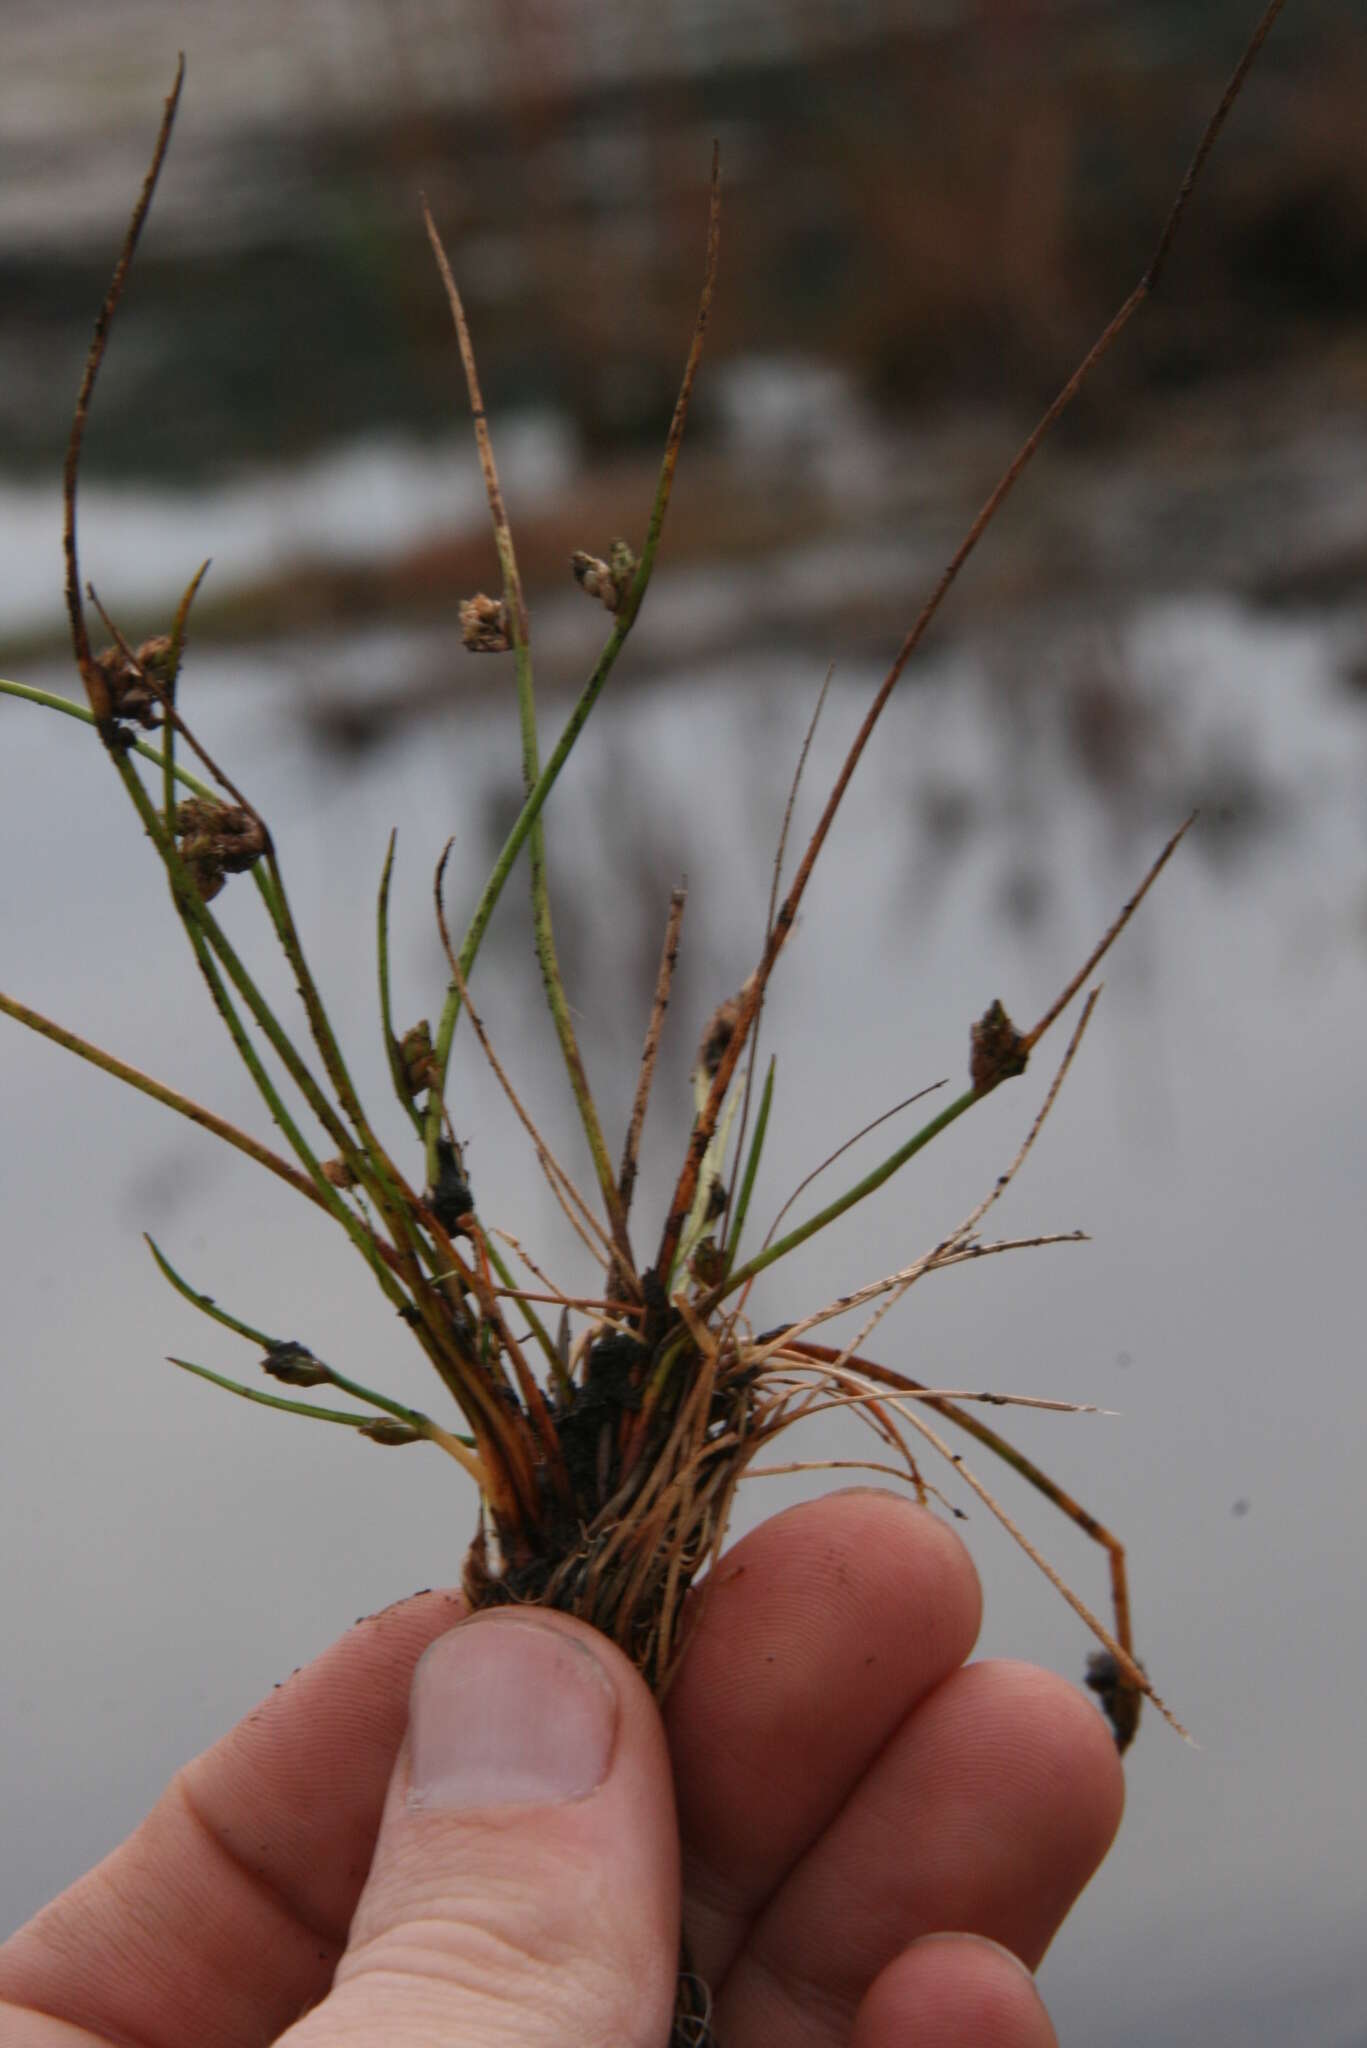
[0, 7, 1289, 2038]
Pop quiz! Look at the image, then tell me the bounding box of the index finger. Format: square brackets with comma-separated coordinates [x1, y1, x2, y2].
[0, 1588, 465, 2048]
[665, 1491, 984, 1986]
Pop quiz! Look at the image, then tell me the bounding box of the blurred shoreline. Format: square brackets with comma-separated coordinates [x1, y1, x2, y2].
[3, 1, 1363, 883]
[4, 3, 1364, 478]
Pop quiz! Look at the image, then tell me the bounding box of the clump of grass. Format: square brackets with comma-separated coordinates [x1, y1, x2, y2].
[0, 8, 1287, 2039]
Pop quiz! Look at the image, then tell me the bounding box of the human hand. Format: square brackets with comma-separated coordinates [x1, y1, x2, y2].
[0, 1492, 1122, 2046]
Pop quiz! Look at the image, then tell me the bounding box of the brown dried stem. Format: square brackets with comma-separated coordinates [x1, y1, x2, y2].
[655, 2, 1284, 1282]
[0, 988, 368, 1237]
[423, 204, 633, 1283]
[432, 843, 616, 1264]
[724, 663, 836, 1236]
[618, 885, 688, 1227]
[422, 149, 721, 1252]
[65, 56, 185, 725]
[1020, 816, 1193, 1053]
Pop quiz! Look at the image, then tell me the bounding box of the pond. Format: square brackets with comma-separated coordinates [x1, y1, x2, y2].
[3, 8, 1367, 2042]
[4, 535, 1365, 2043]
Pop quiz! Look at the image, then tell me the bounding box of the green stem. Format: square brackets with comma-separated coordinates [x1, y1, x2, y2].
[169, 1356, 485, 1479]
[255, 841, 436, 1289]
[718, 1084, 982, 1301]
[0, 677, 214, 797]
[481, 1230, 565, 1392]
[257, 843, 405, 1178]
[513, 631, 629, 1257]
[160, 558, 211, 829]
[0, 683, 305, 954]
[424, 609, 640, 1188]
[377, 831, 424, 1136]
[112, 753, 407, 1304]
[6, 678, 394, 1215]
[168, 1355, 394, 1428]
[115, 759, 355, 1167]
[147, 1235, 468, 1438]
[0, 987, 338, 1220]
[424, 158, 721, 1188]
[113, 728, 453, 1405]
[147, 1235, 290, 1346]
[725, 1056, 775, 1269]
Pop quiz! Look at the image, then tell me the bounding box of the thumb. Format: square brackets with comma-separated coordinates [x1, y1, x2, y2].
[279, 1610, 681, 2048]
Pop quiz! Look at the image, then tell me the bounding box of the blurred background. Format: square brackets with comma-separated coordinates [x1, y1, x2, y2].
[2, 3, 1365, 2041]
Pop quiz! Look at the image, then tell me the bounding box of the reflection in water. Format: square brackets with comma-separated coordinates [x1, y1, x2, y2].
[2, 595, 1366, 2048]
[280, 574, 1361, 1013]
[4, 10, 1367, 2036]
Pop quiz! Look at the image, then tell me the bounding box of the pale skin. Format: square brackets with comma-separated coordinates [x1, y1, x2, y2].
[0, 1491, 1123, 2046]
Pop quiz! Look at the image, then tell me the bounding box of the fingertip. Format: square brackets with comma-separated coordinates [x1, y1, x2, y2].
[911, 1657, 1126, 1963]
[826, 1488, 985, 1639]
[666, 1491, 986, 1817]
[680, 1489, 983, 1698]
[983, 1658, 1128, 1878]
[853, 1932, 1057, 2048]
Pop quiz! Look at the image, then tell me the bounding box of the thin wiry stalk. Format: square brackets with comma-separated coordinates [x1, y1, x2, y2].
[708, 813, 1171, 1307]
[747, 1232, 1089, 1370]
[492, 1228, 601, 1319]
[830, 1362, 1186, 1740]
[259, 853, 403, 1164]
[423, 152, 722, 1181]
[717, 1083, 979, 1302]
[100, 672, 438, 1316]
[63, 184, 397, 1236]
[756, 1380, 1105, 1415]
[768, 664, 836, 942]
[421, 203, 628, 1264]
[801, 992, 1103, 1386]
[87, 582, 259, 820]
[146, 1234, 472, 1443]
[376, 832, 425, 1138]
[432, 842, 616, 1265]
[618, 885, 688, 1227]
[167, 1356, 406, 1432]
[419, 200, 527, 640]
[64, 56, 184, 723]
[159, 559, 210, 826]
[724, 1055, 776, 1269]
[724, 663, 835, 1240]
[617, 143, 723, 632]
[63, 74, 430, 1300]
[165, 558, 212, 678]
[109, 750, 399, 1278]
[457, 1217, 568, 1484]
[0, 989, 350, 1225]
[655, 5, 1284, 1279]
[147, 1234, 323, 1347]
[779, 1331, 1140, 1727]
[1, 678, 227, 803]
[480, 1231, 564, 1388]
[1019, 817, 1193, 1054]
[167, 1356, 485, 1480]
[751, 1077, 949, 1269]
[1144, 0, 1289, 293]
[492, 1283, 632, 1319]
[746, 1454, 925, 1485]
